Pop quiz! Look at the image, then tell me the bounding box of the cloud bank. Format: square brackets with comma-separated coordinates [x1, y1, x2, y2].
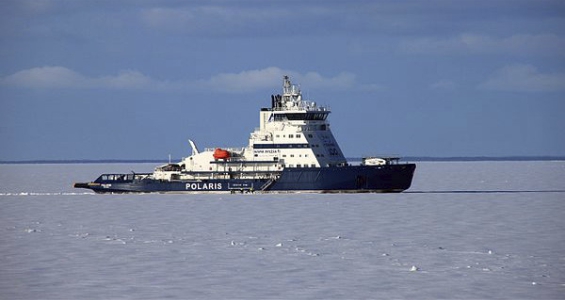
[430, 79, 458, 91]
[5, 64, 563, 94]
[479, 64, 565, 92]
[0, 67, 156, 89]
[0, 66, 373, 93]
[400, 34, 565, 56]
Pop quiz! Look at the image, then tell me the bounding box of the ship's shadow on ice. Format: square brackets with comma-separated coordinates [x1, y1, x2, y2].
[407, 190, 565, 194]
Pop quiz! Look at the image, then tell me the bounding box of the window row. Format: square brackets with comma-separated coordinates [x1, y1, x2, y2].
[275, 134, 302, 138]
[286, 164, 318, 168]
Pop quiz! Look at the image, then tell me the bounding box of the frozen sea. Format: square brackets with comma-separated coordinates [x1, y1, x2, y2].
[1, 161, 564, 299]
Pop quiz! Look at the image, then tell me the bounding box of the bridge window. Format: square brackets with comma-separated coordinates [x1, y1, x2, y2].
[271, 112, 326, 121]
[102, 174, 125, 181]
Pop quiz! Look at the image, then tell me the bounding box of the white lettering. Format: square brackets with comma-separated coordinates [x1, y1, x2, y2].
[185, 182, 223, 190]
[253, 149, 280, 154]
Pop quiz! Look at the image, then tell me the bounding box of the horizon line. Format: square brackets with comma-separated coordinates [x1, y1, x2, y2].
[2, 156, 565, 164]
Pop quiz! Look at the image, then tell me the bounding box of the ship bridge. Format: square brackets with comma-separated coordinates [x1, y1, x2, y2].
[266, 76, 330, 113]
[250, 76, 347, 168]
[268, 111, 329, 122]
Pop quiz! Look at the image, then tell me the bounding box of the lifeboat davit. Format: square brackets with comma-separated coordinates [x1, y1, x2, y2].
[213, 148, 230, 160]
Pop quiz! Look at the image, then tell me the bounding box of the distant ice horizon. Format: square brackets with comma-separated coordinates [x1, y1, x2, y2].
[2, 156, 565, 164]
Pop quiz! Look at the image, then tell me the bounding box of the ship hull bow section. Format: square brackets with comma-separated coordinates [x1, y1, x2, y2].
[269, 164, 416, 193]
[74, 178, 271, 194]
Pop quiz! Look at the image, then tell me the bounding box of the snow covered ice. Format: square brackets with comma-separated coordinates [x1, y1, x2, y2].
[1, 161, 564, 299]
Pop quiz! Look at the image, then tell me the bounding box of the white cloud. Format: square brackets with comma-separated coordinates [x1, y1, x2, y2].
[479, 64, 565, 92]
[98, 70, 155, 89]
[1, 66, 374, 93]
[0, 66, 89, 88]
[139, 5, 289, 36]
[140, 7, 195, 31]
[201, 68, 374, 92]
[0, 66, 163, 90]
[21, 0, 55, 14]
[430, 79, 457, 90]
[400, 33, 565, 56]
[202, 67, 287, 92]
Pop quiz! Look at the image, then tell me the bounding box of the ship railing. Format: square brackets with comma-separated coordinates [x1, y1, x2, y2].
[97, 173, 151, 182]
[179, 170, 282, 181]
[250, 130, 273, 141]
[356, 155, 404, 166]
[203, 147, 245, 153]
[270, 105, 330, 112]
[260, 175, 279, 191]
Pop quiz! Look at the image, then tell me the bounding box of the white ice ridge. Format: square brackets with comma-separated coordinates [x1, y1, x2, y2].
[0, 192, 95, 196]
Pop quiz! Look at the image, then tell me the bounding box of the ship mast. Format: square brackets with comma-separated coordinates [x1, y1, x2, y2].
[281, 75, 302, 109]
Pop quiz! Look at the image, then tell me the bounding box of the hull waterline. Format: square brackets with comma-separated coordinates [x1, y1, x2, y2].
[74, 164, 415, 194]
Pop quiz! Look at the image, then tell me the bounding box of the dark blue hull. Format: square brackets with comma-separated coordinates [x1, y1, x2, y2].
[74, 164, 415, 194]
[271, 164, 415, 192]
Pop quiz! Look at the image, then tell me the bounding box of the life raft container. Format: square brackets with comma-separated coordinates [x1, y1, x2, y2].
[213, 148, 230, 160]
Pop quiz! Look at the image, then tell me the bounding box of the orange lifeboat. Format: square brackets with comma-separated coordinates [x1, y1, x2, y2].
[213, 148, 230, 160]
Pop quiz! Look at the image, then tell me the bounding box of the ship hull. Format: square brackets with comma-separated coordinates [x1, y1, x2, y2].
[74, 164, 416, 194]
[271, 164, 415, 193]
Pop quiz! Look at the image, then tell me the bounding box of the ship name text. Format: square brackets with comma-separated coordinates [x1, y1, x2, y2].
[185, 182, 223, 190]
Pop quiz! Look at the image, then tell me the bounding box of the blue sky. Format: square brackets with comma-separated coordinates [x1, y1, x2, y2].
[1, 0, 564, 160]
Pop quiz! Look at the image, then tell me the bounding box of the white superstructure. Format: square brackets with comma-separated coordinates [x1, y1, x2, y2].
[155, 76, 347, 180]
[248, 75, 346, 168]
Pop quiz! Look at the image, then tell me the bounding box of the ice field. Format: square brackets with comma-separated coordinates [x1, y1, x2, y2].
[1, 161, 564, 299]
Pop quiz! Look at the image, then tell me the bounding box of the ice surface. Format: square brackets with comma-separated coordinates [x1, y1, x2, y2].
[1, 162, 564, 299]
